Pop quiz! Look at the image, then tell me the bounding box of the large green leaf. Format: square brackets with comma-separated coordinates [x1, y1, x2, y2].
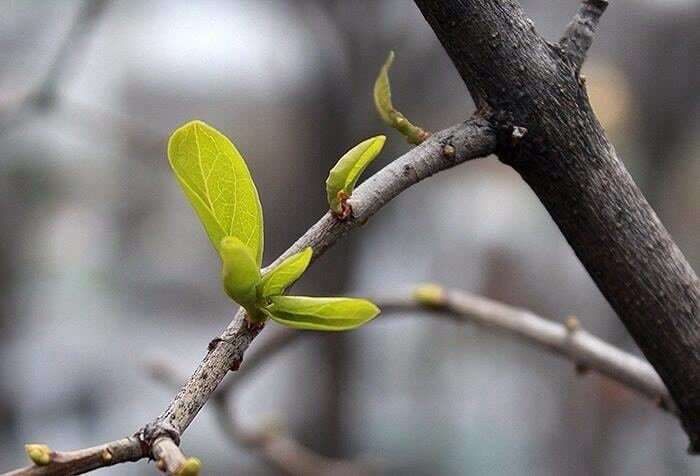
[326, 135, 385, 214]
[168, 120, 264, 264]
[266, 296, 380, 331]
[258, 247, 312, 298]
[220, 236, 260, 305]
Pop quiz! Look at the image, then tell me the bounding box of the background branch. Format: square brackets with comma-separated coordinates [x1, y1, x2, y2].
[0, 0, 111, 135]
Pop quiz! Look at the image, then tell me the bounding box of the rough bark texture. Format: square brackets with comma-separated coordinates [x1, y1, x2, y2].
[414, 0, 700, 450]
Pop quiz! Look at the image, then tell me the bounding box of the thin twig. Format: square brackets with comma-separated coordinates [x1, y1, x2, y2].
[149, 337, 369, 476]
[2, 119, 496, 476]
[2, 438, 143, 476]
[385, 286, 675, 414]
[210, 287, 676, 418]
[560, 0, 609, 70]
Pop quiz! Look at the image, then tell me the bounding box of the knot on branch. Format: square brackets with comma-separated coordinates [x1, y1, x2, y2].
[210, 321, 265, 371]
[138, 421, 181, 452]
[333, 191, 353, 221]
[486, 109, 536, 166]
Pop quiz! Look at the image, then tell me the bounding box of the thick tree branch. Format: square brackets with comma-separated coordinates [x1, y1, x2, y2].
[560, 0, 609, 70]
[2, 119, 496, 475]
[414, 0, 700, 451]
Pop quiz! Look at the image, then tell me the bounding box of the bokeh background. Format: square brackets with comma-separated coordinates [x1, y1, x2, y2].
[0, 0, 698, 474]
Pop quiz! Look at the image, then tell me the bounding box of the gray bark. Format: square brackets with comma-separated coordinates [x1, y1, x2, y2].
[414, 0, 700, 451]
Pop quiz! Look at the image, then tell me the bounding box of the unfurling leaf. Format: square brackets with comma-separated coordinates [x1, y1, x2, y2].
[221, 236, 260, 306]
[326, 135, 385, 215]
[374, 50, 396, 125]
[266, 296, 380, 331]
[167, 120, 264, 265]
[259, 247, 313, 298]
[373, 51, 429, 145]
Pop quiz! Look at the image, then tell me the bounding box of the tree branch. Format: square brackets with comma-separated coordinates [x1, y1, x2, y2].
[136, 118, 496, 451]
[149, 344, 370, 476]
[221, 291, 674, 414]
[414, 0, 700, 451]
[214, 288, 676, 420]
[2, 119, 496, 475]
[560, 0, 609, 70]
[0, 0, 110, 135]
[386, 286, 675, 413]
[151, 284, 675, 474]
[3, 438, 144, 476]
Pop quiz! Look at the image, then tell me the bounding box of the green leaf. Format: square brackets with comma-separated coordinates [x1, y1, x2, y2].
[167, 120, 264, 265]
[221, 236, 261, 305]
[325, 135, 386, 214]
[373, 50, 396, 125]
[258, 247, 312, 298]
[266, 296, 380, 331]
[373, 51, 429, 145]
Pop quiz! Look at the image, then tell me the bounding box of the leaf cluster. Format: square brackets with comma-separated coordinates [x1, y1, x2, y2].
[167, 120, 379, 330]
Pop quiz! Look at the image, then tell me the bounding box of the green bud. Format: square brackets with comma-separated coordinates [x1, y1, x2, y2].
[221, 236, 261, 306]
[25, 443, 51, 466]
[177, 457, 202, 476]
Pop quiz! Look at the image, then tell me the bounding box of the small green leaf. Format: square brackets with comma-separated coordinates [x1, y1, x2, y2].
[326, 135, 386, 214]
[221, 236, 261, 305]
[258, 247, 313, 298]
[266, 296, 380, 331]
[374, 50, 396, 125]
[167, 120, 264, 265]
[373, 51, 429, 145]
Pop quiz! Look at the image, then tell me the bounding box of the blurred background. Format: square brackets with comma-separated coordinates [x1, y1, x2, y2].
[0, 0, 698, 474]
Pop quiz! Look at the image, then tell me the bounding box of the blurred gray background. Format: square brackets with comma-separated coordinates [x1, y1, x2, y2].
[0, 0, 698, 474]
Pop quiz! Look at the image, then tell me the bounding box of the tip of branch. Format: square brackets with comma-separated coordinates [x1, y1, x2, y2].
[564, 315, 580, 333]
[25, 443, 52, 466]
[413, 283, 447, 308]
[176, 457, 202, 476]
